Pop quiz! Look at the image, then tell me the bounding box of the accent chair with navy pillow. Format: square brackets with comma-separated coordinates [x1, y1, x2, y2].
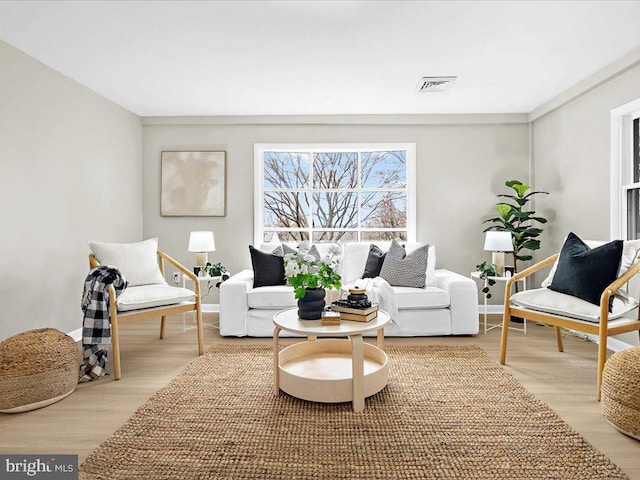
[500, 231, 640, 400]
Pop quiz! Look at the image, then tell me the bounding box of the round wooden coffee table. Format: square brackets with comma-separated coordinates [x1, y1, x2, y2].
[273, 307, 390, 412]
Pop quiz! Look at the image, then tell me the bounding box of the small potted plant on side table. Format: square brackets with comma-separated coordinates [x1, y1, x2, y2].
[204, 262, 230, 288]
[475, 261, 499, 299]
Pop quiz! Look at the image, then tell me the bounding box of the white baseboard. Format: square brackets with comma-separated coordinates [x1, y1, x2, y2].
[478, 304, 504, 315]
[69, 304, 219, 342]
[68, 328, 82, 342]
[583, 333, 633, 353]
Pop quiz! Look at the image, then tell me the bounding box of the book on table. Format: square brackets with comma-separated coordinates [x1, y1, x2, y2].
[338, 311, 378, 322]
[330, 304, 379, 315]
[321, 310, 341, 325]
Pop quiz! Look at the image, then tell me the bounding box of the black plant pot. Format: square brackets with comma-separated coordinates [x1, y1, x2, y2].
[297, 288, 326, 320]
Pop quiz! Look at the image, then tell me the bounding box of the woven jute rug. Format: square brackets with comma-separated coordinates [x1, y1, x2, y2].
[79, 344, 626, 479]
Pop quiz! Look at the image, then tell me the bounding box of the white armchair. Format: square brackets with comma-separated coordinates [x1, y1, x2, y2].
[88, 238, 203, 379]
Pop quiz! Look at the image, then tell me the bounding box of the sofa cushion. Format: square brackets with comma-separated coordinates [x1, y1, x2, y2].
[248, 285, 297, 309]
[510, 288, 637, 323]
[380, 240, 429, 288]
[249, 245, 286, 288]
[549, 232, 623, 307]
[89, 238, 166, 287]
[117, 284, 196, 312]
[393, 286, 450, 310]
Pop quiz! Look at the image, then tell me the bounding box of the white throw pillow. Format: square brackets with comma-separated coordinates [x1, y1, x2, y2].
[89, 238, 167, 286]
[541, 238, 640, 288]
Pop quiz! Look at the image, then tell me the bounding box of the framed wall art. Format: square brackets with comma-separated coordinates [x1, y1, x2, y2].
[161, 151, 226, 216]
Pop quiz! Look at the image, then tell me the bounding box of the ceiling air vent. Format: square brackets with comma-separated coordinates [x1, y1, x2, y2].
[416, 76, 457, 93]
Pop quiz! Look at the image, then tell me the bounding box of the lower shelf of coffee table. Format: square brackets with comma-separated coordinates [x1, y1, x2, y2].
[278, 338, 388, 403]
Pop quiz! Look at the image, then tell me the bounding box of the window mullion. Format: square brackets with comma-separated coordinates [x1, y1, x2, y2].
[357, 151, 362, 242]
[308, 151, 313, 241]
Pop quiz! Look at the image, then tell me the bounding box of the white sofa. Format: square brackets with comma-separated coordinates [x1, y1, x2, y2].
[219, 242, 479, 337]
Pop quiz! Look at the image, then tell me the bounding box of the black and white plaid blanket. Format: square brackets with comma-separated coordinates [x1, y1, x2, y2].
[79, 265, 127, 382]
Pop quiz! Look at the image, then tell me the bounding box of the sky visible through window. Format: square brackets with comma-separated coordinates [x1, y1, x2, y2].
[261, 149, 408, 243]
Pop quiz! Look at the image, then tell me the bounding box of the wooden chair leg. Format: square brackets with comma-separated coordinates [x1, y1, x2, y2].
[555, 326, 564, 352]
[110, 313, 121, 381]
[596, 343, 607, 401]
[107, 288, 122, 380]
[159, 316, 166, 339]
[499, 307, 510, 365]
[196, 304, 204, 355]
[596, 326, 609, 401]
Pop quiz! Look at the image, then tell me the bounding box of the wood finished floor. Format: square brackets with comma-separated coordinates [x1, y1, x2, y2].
[1, 314, 639, 478]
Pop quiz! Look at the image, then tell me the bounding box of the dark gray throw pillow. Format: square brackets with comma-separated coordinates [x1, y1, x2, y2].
[249, 245, 286, 288]
[362, 244, 386, 278]
[549, 232, 623, 308]
[379, 239, 429, 288]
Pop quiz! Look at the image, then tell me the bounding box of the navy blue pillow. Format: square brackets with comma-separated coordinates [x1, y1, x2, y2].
[549, 232, 623, 307]
[362, 244, 386, 278]
[249, 245, 286, 288]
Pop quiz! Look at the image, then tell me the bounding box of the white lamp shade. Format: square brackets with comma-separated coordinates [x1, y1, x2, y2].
[188, 231, 216, 252]
[484, 231, 512, 252]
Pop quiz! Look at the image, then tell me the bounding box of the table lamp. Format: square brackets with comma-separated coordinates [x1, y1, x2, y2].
[188, 231, 216, 267]
[484, 231, 512, 276]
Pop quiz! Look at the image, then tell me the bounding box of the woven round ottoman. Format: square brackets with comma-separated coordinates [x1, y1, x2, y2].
[0, 328, 78, 413]
[601, 347, 640, 440]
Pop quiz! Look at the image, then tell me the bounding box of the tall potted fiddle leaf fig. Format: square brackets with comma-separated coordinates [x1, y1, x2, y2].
[483, 180, 549, 273]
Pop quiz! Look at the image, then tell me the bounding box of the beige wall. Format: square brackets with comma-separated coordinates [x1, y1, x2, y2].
[532, 62, 640, 346]
[0, 40, 142, 341]
[143, 121, 529, 304]
[533, 63, 640, 257]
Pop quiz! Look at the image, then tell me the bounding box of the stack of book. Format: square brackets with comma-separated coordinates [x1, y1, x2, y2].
[330, 304, 379, 322]
[321, 310, 341, 326]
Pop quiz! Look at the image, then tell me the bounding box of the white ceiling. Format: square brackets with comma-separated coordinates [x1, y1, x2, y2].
[1, 1, 640, 117]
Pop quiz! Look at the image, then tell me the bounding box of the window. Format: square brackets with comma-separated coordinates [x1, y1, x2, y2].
[254, 144, 416, 245]
[611, 99, 640, 240]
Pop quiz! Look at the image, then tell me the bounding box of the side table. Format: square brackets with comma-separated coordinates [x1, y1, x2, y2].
[182, 275, 222, 332]
[470, 271, 527, 334]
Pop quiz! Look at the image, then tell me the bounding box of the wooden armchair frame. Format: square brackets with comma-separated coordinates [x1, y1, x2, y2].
[500, 254, 640, 399]
[89, 250, 203, 380]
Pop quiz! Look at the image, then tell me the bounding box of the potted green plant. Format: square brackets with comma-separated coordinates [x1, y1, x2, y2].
[204, 262, 230, 288]
[475, 261, 499, 298]
[284, 242, 342, 320]
[483, 180, 549, 274]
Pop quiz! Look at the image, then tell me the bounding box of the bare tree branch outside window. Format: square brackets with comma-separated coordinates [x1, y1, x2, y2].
[262, 149, 408, 243]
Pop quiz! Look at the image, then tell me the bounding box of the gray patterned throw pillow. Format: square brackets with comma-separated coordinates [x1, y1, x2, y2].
[379, 239, 429, 288]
